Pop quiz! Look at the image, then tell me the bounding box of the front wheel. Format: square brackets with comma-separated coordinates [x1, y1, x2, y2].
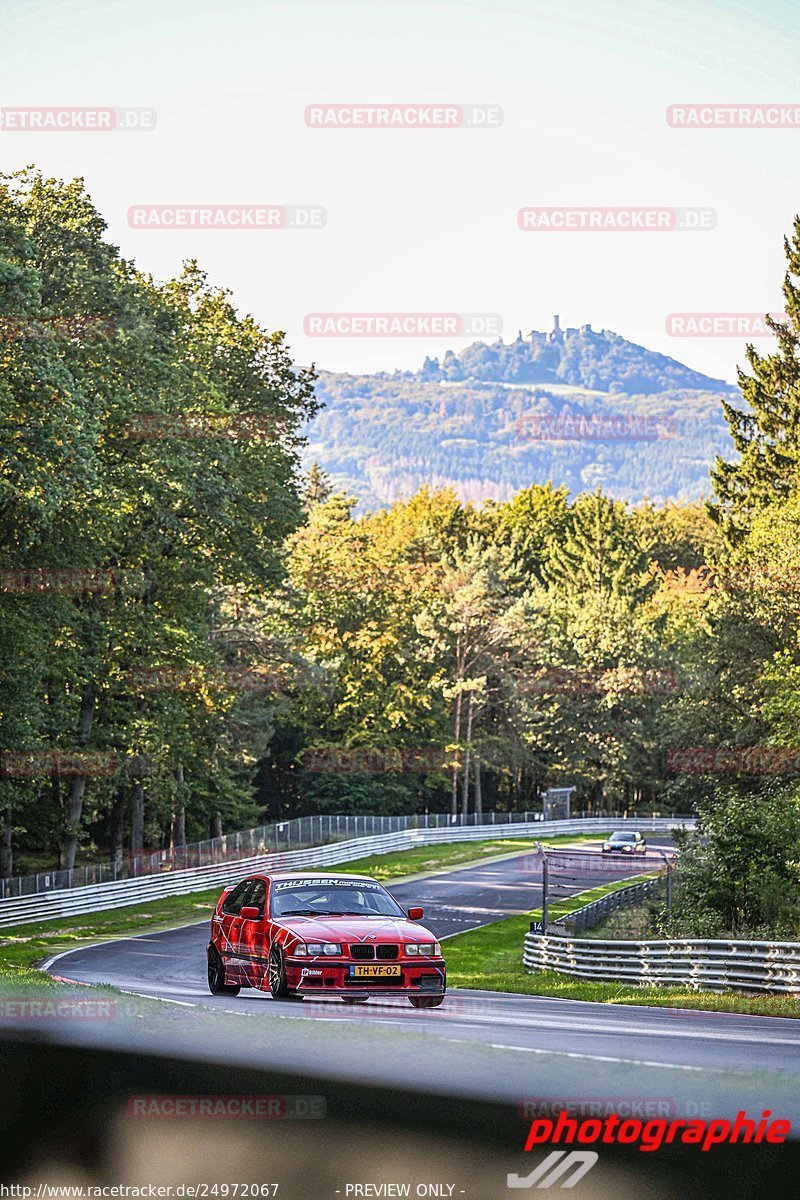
[207, 947, 240, 996]
[409, 994, 445, 1009]
[268, 947, 294, 999]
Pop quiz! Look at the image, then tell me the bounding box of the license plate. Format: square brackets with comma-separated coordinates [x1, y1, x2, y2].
[349, 964, 401, 978]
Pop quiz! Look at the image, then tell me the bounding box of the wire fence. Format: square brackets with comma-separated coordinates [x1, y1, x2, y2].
[539, 846, 671, 899]
[549, 874, 666, 934]
[1, 809, 555, 899]
[0, 817, 693, 927]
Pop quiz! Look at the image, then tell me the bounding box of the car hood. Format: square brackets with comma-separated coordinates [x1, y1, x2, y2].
[274, 915, 436, 944]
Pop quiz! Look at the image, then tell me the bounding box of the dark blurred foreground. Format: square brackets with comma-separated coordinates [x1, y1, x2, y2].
[0, 1034, 797, 1200]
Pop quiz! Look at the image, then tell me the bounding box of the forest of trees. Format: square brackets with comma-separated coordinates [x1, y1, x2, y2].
[309, 373, 732, 510]
[3, 171, 800, 937]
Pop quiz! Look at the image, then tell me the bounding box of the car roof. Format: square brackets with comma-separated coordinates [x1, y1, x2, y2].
[255, 871, 378, 882]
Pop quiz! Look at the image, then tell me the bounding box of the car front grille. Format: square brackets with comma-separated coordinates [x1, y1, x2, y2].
[349, 943, 400, 959]
[350, 944, 374, 959]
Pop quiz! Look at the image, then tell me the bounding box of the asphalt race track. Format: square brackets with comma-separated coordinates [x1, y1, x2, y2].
[38, 840, 800, 1122]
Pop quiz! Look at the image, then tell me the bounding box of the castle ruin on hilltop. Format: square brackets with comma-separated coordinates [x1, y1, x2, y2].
[516, 316, 594, 346]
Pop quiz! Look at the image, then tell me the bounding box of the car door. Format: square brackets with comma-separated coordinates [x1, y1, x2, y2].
[236, 878, 268, 986]
[217, 879, 252, 983]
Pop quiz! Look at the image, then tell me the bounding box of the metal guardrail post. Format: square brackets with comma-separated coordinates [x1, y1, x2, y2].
[535, 842, 548, 935]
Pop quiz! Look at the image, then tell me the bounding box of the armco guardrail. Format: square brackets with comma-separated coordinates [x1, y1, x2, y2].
[523, 928, 800, 994]
[551, 875, 666, 935]
[1, 810, 549, 899]
[0, 817, 692, 928]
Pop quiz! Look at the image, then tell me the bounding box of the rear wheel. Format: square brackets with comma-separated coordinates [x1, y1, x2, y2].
[207, 947, 240, 996]
[409, 994, 445, 1009]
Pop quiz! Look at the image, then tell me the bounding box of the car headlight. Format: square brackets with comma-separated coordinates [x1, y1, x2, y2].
[297, 936, 340, 955]
[406, 942, 441, 956]
[293, 943, 342, 956]
[623, 845, 632, 852]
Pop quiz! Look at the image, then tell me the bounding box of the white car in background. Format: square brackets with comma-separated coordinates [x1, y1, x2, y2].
[602, 830, 647, 854]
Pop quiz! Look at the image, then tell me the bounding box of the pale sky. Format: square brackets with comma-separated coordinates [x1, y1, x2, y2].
[2, 0, 799, 384]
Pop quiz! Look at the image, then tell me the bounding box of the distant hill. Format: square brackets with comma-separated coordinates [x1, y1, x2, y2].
[416, 318, 733, 395]
[303, 321, 737, 509]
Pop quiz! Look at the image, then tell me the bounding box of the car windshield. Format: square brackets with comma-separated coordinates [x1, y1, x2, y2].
[270, 876, 406, 918]
[609, 833, 636, 842]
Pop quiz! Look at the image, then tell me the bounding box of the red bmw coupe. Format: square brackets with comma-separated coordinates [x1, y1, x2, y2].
[207, 872, 446, 1007]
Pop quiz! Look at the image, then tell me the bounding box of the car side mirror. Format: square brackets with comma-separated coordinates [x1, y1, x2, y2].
[408, 907, 424, 920]
[240, 906, 261, 920]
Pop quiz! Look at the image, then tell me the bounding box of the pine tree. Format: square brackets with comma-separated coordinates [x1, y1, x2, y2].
[545, 490, 653, 601]
[709, 217, 800, 545]
[303, 462, 333, 509]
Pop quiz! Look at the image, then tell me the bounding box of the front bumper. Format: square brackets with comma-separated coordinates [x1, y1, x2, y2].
[286, 956, 446, 995]
[294, 985, 445, 997]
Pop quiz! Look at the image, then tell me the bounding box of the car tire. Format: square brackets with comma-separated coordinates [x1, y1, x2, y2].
[207, 946, 240, 996]
[267, 946, 293, 999]
[409, 995, 445, 1009]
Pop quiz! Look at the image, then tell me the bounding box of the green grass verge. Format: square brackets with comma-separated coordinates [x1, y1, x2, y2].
[4, 832, 794, 1018]
[444, 876, 800, 1018]
[0, 833, 602, 986]
[324, 831, 600, 881]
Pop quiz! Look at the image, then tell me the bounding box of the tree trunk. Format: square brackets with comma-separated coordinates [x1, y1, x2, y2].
[211, 811, 223, 840]
[58, 683, 95, 871]
[130, 781, 145, 859]
[172, 765, 186, 847]
[110, 789, 125, 870]
[461, 693, 474, 819]
[474, 754, 483, 820]
[450, 685, 462, 818]
[172, 806, 186, 848]
[0, 805, 12, 879]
